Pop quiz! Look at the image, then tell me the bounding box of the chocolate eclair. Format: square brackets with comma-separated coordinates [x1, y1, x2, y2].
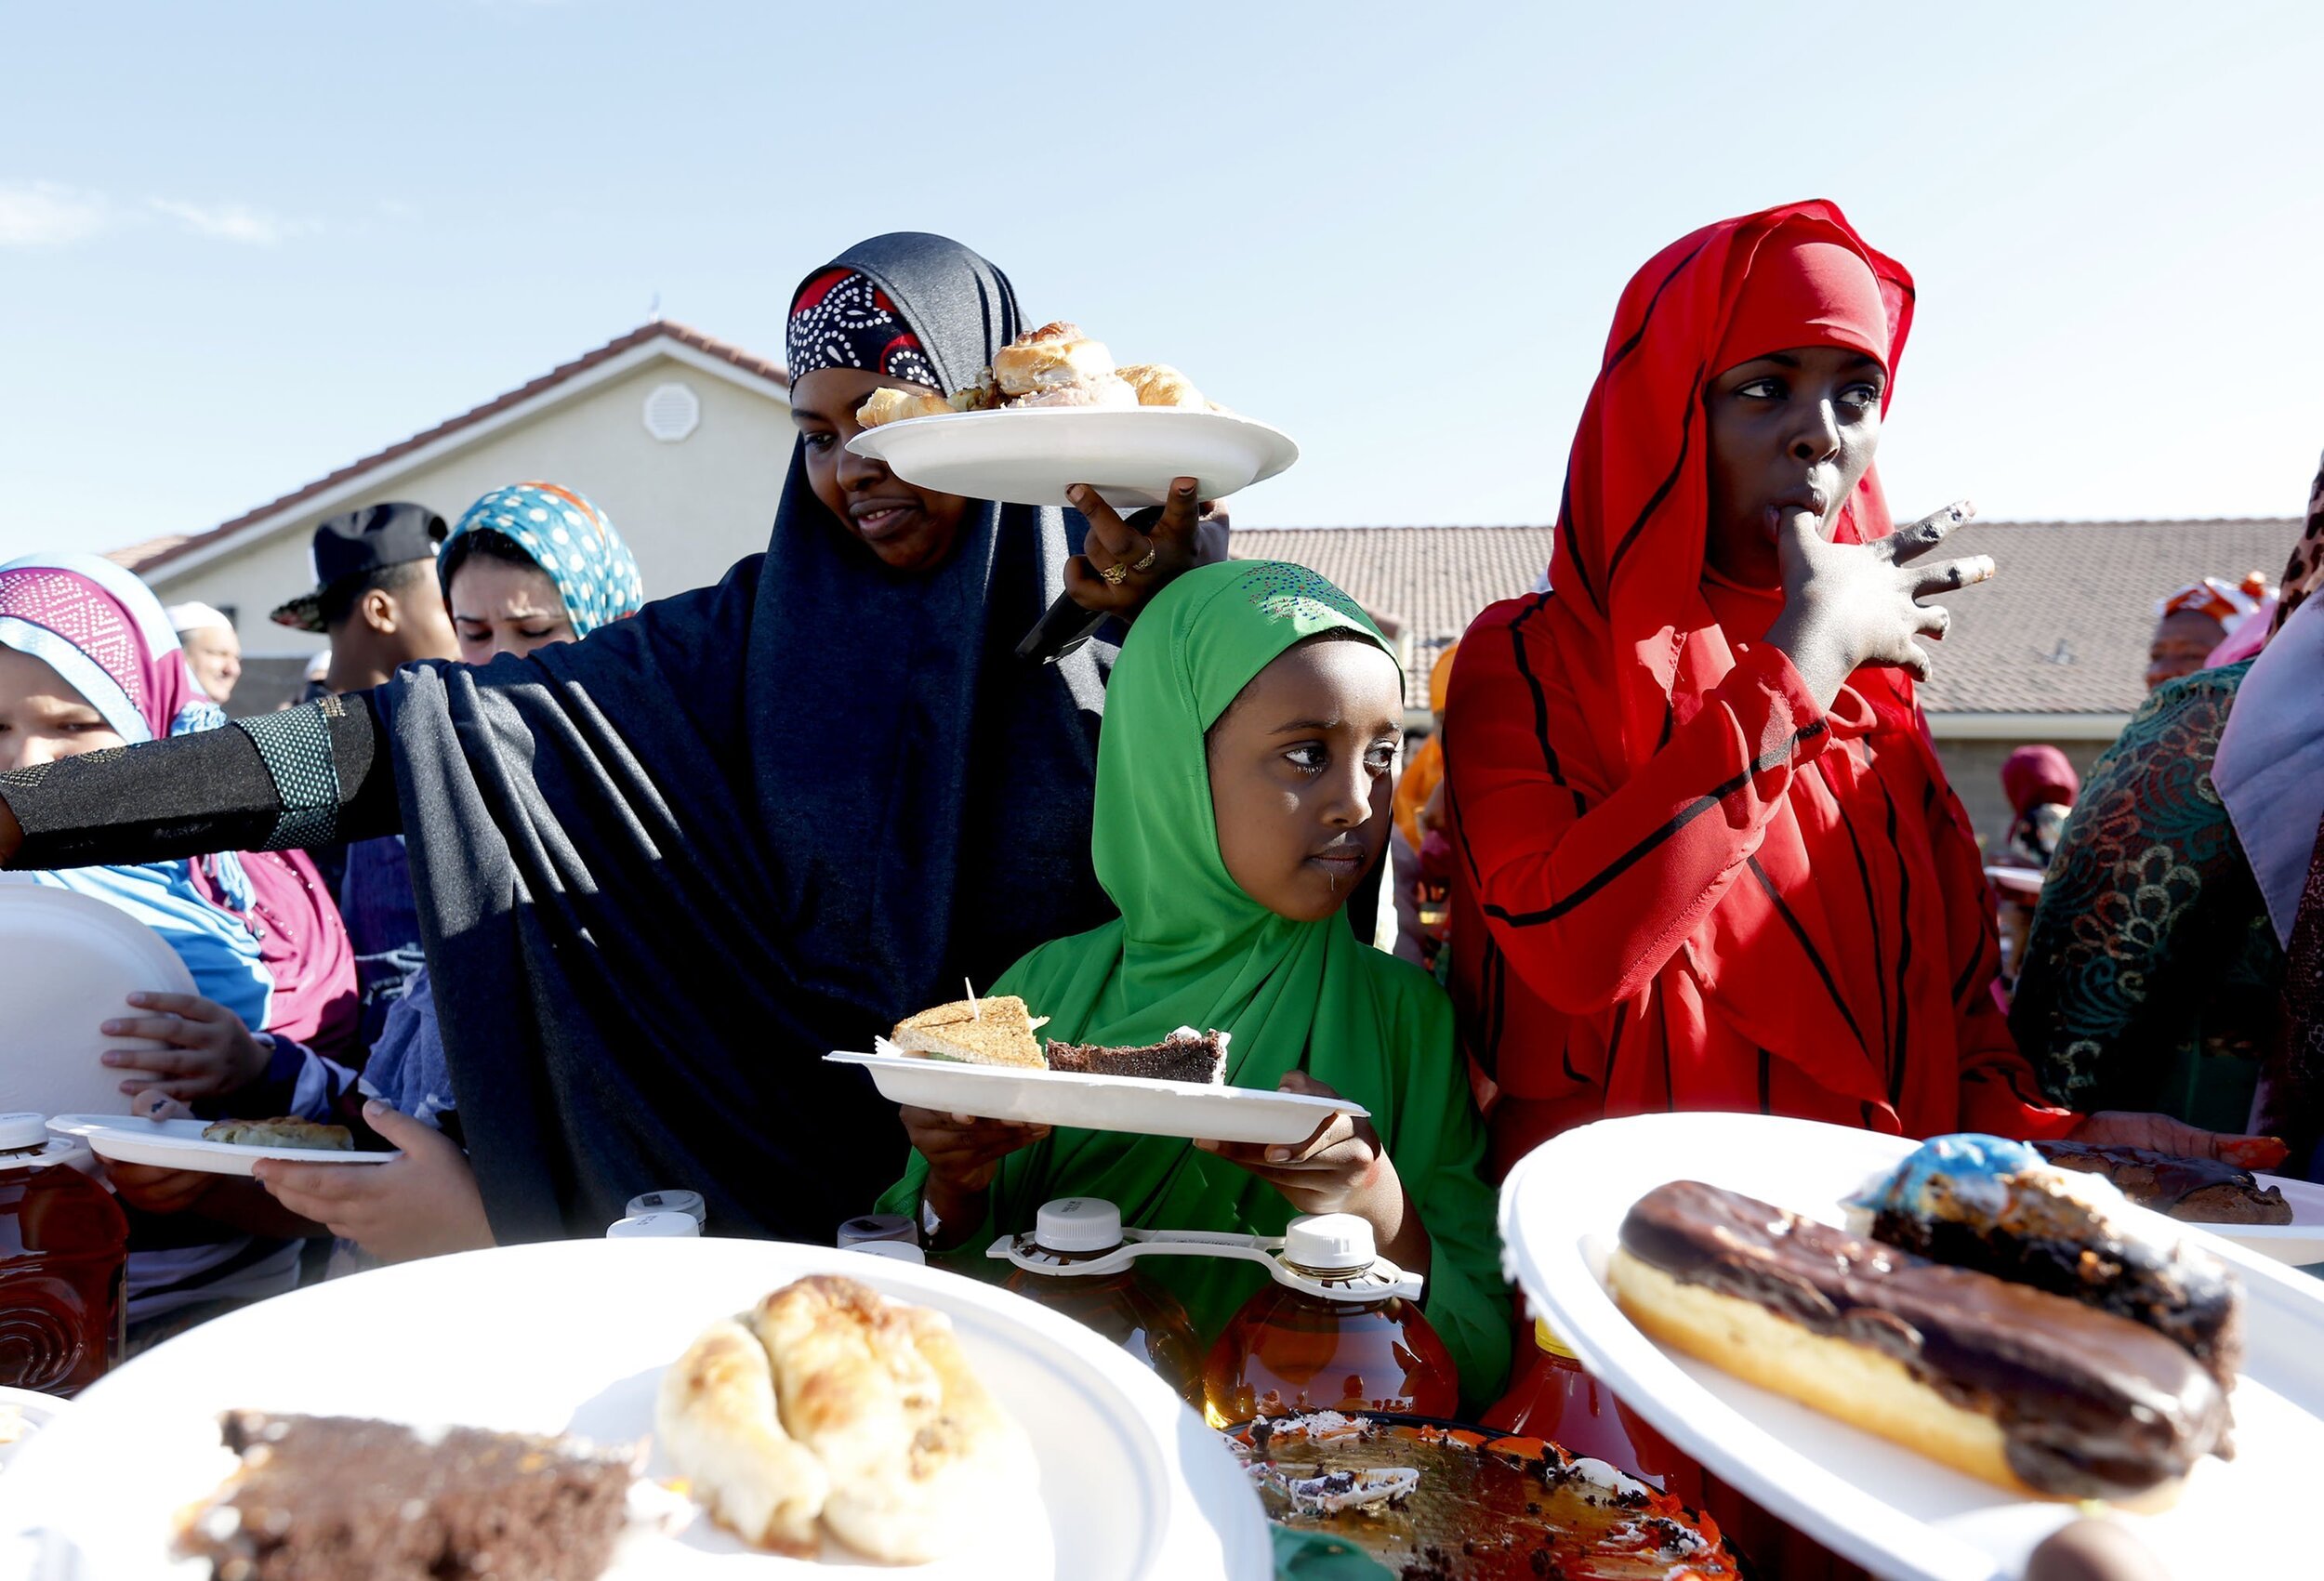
[1610, 1180, 2231, 1505]
[1850, 1134, 2244, 1392]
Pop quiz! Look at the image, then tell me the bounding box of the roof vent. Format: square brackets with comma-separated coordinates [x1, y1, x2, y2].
[641, 381, 700, 443]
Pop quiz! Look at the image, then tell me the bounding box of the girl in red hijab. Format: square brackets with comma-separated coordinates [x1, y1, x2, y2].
[1446, 201, 2274, 1173]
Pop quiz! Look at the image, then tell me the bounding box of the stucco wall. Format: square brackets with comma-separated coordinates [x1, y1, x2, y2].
[147, 354, 792, 656]
[1930, 734, 2120, 856]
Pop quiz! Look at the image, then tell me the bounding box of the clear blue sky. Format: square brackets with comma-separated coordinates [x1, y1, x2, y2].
[7, 1, 2322, 562]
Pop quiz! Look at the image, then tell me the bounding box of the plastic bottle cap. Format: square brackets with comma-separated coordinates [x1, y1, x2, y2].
[606, 1212, 699, 1239]
[625, 1190, 706, 1227]
[1534, 1316, 1578, 1360]
[0, 1113, 49, 1152]
[1034, 1197, 1124, 1255]
[836, 1213, 917, 1248]
[846, 1241, 928, 1265]
[1281, 1212, 1375, 1274]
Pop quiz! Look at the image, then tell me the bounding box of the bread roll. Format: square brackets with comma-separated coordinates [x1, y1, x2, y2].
[1011, 375, 1137, 410]
[854, 387, 952, 428]
[655, 1318, 829, 1554]
[751, 1274, 1033, 1564]
[991, 322, 1115, 396]
[1116, 363, 1205, 408]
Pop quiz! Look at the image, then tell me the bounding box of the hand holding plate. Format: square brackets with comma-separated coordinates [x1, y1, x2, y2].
[1064, 479, 1214, 619]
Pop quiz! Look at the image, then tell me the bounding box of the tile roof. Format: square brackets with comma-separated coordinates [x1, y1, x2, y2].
[115, 322, 788, 576]
[1236, 519, 2301, 716]
[1235, 526, 1555, 710]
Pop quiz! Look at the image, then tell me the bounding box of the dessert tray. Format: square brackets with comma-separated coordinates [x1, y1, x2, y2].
[1499, 1113, 2324, 1581]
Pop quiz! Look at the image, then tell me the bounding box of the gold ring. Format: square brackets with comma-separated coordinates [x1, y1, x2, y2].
[1131, 547, 1158, 573]
[1099, 561, 1129, 586]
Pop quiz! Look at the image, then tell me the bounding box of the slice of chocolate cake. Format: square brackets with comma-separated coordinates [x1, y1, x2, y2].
[175, 1412, 637, 1580]
[1044, 1027, 1229, 1085]
[2034, 1140, 2294, 1226]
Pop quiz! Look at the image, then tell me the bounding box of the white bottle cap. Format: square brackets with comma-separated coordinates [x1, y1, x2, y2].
[606, 1212, 699, 1239]
[625, 1190, 706, 1227]
[836, 1213, 918, 1248]
[1034, 1197, 1124, 1255]
[845, 1241, 928, 1265]
[0, 1114, 50, 1153]
[1282, 1213, 1375, 1275]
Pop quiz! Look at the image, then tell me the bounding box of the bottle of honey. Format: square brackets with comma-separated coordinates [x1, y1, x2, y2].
[1002, 1198, 1204, 1409]
[1202, 1213, 1457, 1428]
[1482, 1312, 1701, 1499]
[0, 1115, 127, 1398]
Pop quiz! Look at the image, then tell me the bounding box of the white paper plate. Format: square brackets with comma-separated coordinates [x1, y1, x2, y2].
[0, 885, 193, 1115]
[0, 1388, 69, 1477]
[0, 1237, 1268, 1579]
[1499, 1112, 2324, 1581]
[847, 408, 1298, 510]
[45, 1114, 398, 1177]
[827, 1049, 1365, 1146]
[2209, 1172, 2324, 1265]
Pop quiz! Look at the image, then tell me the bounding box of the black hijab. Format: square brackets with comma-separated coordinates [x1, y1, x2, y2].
[376, 233, 1116, 1243]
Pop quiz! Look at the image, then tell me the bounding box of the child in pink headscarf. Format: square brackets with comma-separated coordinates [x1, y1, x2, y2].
[0, 554, 358, 1342]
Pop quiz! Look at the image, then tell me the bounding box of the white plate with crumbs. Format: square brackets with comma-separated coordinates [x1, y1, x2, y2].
[825, 1049, 1366, 1147]
[0, 1238, 1267, 1579]
[2212, 1171, 2324, 1266]
[1499, 1113, 2324, 1581]
[45, 1114, 397, 1177]
[847, 408, 1298, 510]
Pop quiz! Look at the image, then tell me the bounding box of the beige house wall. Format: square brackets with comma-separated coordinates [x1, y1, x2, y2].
[146, 353, 792, 655]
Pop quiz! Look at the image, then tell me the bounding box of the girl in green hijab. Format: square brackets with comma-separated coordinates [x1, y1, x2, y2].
[877, 560, 1511, 1409]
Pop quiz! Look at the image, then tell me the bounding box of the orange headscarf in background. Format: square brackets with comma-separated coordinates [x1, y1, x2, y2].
[1393, 640, 1460, 847]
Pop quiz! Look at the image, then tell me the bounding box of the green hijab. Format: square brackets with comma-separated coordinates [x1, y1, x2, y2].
[879, 560, 1510, 1410]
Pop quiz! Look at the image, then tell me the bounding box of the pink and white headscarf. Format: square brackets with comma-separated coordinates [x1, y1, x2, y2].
[0, 553, 226, 744]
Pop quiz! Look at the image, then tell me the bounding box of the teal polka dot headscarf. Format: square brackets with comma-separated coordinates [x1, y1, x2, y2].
[443, 481, 646, 637]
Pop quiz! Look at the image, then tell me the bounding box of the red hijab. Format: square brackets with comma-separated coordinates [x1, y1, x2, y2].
[1550, 202, 1917, 771]
[1454, 200, 2064, 1147]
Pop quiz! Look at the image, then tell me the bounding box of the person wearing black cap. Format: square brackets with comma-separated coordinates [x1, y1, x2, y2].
[271, 503, 458, 695]
[275, 503, 457, 1051]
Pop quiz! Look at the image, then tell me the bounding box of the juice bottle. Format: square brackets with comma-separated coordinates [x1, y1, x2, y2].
[0, 1114, 128, 1398]
[1482, 1313, 1701, 1499]
[1203, 1213, 1457, 1428]
[1003, 1199, 1204, 1409]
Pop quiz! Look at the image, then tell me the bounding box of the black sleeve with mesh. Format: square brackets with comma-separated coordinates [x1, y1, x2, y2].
[0, 692, 402, 870]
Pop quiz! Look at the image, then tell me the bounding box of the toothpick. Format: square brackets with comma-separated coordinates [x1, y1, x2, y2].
[966, 978, 981, 1020]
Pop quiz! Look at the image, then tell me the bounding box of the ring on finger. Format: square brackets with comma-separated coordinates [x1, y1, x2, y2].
[1099, 561, 1129, 586]
[1130, 547, 1157, 573]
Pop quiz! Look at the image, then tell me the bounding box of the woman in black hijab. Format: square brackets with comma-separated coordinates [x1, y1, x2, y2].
[0, 233, 1208, 1243]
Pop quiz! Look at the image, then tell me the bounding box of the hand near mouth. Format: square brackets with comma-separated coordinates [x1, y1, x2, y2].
[1760, 497, 1994, 705]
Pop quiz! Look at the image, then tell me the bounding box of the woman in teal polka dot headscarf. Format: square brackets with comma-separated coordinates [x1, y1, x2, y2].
[439, 481, 646, 663]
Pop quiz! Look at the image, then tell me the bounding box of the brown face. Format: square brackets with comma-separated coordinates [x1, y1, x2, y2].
[1205, 636, 1404, 923]
[1703, 345, 1888, 586]
[789, 368, 972, 574]
[448, 560, 574, 665]
[2146, 609, 2225, 690]
[0, 645, 128, 771]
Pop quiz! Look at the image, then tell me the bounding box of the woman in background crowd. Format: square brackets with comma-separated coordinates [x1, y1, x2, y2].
[2014, 467, 2324, 1146]
[1999, 744, 2080, 872]
[0, 556, 355, 1341]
